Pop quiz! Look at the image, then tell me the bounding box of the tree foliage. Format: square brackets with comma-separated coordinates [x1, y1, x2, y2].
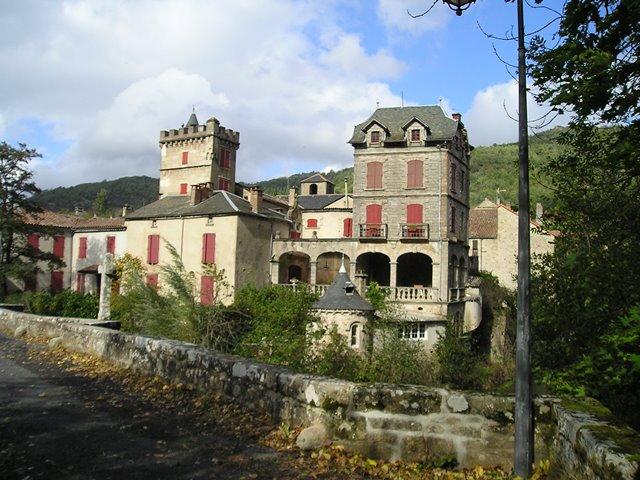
[0, 142, 63, 298]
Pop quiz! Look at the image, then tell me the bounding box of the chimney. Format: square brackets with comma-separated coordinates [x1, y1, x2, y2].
[452, 112, 462, 122]
[288, 186, 297, 208]
[536, 203, 544, 223]
[249, 186, 263, 214]
[121, 204, 130, 217]
[344, 177, 349, 207]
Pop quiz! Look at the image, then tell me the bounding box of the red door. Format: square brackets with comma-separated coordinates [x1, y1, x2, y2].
[365, 204, 382, 237]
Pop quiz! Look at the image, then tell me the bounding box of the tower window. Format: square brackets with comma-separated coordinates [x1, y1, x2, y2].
[181, 151, 189, 164]
[220, 149, 231, 169]
[309, 183, 318, 195]
[411, 129, 420, 142]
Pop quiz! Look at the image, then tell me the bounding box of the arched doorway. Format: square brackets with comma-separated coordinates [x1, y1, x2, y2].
[316, 252, 351, 284]
[356, 252, 391, 286]
[278, 252, 311, 284]
[397, 253, 433, 287]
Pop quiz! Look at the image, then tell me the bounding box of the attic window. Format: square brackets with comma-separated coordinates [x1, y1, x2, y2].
[411, 129, 420, 142]
[344, 281, 355, 295]
[309, 184, 318, 195]
[370, 131, 380, 144]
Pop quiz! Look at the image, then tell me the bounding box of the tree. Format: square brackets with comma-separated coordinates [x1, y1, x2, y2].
[0, 142, 63, 299]
[92, 188, 109, 217]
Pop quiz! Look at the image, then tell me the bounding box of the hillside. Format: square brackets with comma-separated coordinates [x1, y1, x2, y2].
[32, 176, 159, 213]
[33, 128, 563, 213]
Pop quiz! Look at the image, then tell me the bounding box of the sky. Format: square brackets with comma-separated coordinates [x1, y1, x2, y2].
[0, 0, 566, 189]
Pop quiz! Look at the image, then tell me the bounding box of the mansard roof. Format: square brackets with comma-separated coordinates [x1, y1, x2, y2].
[301, 173, 333, 184]
[297, 194, 347, 210]
[125, 191, 288, 221]
[312, 264, 374, 312]
[349, 106, 457, 145]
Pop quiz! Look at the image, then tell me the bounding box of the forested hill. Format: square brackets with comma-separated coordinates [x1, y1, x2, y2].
[33, 127, 564, 213]
[32, 176, 159, 213]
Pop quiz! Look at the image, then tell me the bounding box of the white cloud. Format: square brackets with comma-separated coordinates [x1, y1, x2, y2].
[0, 0, 403, 187]
[463, 80, 567, 146]
[377, 0, 451, 36]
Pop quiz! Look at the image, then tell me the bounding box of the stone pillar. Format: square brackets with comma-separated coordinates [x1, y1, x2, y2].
[97, 253, 115, 321]
[270, 260, 279, 285]
[389, 261, 397, 288]
[310, 261, 317, 285]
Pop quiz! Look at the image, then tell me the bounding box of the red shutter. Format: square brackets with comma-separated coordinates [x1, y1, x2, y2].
[51, 271, 63, 293]
[78, 237, 87, 259]
[218, 178, 229, 191]
[367, 162, 383, 189]
[146, 273, 158, 288]
[343, 218, 353, 237]
[76, 273, 85, 294]
[307, 218, 318, 228]
[180, 183, 188, 195]
[366, 204, 382, 224]
[106, 235, 116, 254]
[407, 160, 423, 188]
[147, 235, 160, 264]
[53, 235, 65, 258]
[182, 151, 189, 164]
[220, 149, 230, 169]
[407, 204, 423, 224]
[27, 233, 40, 250]
[202, 233, 215, 264]
[200, 276, 214, 305]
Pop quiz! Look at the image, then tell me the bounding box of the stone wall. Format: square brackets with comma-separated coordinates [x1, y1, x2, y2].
[1, 308, 637, 478]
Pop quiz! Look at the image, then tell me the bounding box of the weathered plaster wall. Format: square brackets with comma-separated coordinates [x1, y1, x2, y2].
[1, 309, 637, 478]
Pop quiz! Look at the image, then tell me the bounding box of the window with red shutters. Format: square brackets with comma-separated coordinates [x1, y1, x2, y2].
[201, 233, 216, 264]
[181, 151, 189, 164]
[51, 271, 63, 293]
[411, 129, 420, 142]
[200, 275, 215, 305]
[27, 233, 40, 250]
[76, 273, 85, 294]
[53, 235, 65, 258]
[407, 160, 423, 188]
[106, 235, 116, 254]
[407, 204, 423, 224]
[78, 237, 87, 259]
[366, 204, 382, 224]
[306, 218, 318, 228]
[146, 273, 158, 288]
[370, 131, 380, 144]
[366, 162, 383, 189]
[147, 235, 160, 264]
[220, 149, 231, 169]
[290, 231, 301, 240]
[343, 218, 353, 237]
[180, 183, 188, 195]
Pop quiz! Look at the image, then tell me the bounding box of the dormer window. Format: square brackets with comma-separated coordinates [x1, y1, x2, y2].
[309, 184, 318, 195]
[344, 281, 355, 295]
[411, 129, 420, 142]
[370, 131, 380, 144]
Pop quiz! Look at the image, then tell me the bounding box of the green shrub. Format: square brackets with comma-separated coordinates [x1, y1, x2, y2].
[25, 290, 99, 318]
[310, 326, 362, 381]
[434, 322, 487, 390]
[233, 284, 319, 370]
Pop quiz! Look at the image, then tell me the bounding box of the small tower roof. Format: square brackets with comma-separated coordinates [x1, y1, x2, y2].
[187, 111, 199, 127]
[312, 259, 374, 312]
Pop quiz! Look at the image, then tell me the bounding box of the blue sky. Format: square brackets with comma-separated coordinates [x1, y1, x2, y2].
[0, 0, 564, 189]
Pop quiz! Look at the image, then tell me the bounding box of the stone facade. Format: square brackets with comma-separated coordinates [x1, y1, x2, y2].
[2, 308, 637, 477]
[71, 227, 127, 294]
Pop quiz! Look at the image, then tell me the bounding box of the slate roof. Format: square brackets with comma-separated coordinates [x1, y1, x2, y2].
[186, 112, 199, 126]
[469, 208, 498, 239]
[301, 173, 333, 184]
[297, 194, 348, 210]
[22, 211, 126, 231]
[349, 106, 458, 144]
[125, 191, 288, 221]
[312, 264, 374, 312]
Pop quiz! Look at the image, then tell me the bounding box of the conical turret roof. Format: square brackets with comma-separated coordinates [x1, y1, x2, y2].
[312, 261, 374, 312]
[187, 112, 199, 126]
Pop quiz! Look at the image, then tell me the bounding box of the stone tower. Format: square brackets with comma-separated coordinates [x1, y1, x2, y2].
[158, 112, 240, 197]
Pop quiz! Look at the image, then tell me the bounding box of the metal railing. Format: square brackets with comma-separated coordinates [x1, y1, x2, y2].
[358, 223, 387, 239]
[399, 223, 429, 239]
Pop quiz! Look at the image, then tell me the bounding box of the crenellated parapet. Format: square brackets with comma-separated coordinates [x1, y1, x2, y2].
[159, 117, 240, 146]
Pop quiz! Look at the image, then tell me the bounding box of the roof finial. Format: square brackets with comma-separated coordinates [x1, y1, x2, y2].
[339, 254, 346, 274]
[192, 104, 196, 114]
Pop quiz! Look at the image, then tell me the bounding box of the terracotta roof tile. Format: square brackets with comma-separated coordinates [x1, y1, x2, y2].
[469, 208, 498, 239]
[22, 211, 125, 230]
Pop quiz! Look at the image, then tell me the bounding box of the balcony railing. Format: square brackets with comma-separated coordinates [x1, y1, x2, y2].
[389, 286, 438, 301]
[399, 223, 429, 240]
[358, 223, 387, 239]
[279, 283, 328, 296]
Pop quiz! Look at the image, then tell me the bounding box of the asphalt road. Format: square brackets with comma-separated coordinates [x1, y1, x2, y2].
[0, 333, 322, 480]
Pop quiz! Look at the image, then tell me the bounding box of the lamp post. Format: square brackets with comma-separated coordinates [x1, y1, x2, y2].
[440, 0, 533, 477]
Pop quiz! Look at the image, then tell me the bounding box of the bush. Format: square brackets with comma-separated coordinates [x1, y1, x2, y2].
[233, 284, 319, 370]
[434, 322, 487, 390]
[25, 289, 99, 318]
[310, 327, 362, 381]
